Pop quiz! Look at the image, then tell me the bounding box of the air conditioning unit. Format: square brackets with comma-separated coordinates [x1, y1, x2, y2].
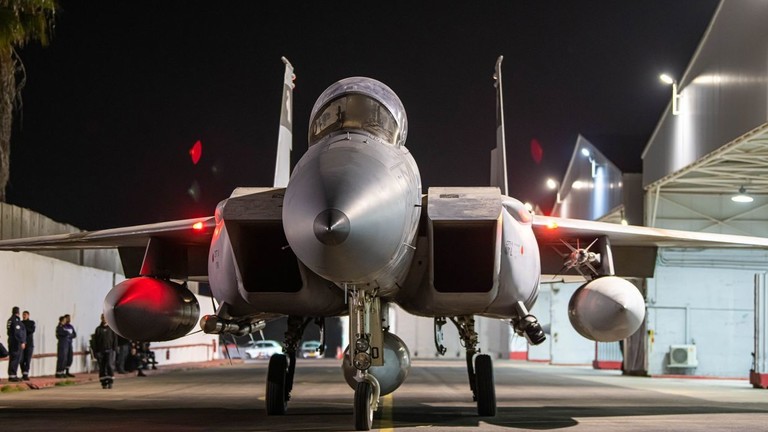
[668, 344, 698, 368]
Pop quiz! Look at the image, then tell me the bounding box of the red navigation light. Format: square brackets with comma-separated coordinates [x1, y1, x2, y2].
[530, 138, 543, 164]
[192, 221, 204, 231]
[189, 140, 203, 165]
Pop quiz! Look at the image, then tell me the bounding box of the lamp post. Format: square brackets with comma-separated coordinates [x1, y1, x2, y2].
[581, 147, 598, 178]
[546, 178, 561, 204]
[659, 73, 680, 116]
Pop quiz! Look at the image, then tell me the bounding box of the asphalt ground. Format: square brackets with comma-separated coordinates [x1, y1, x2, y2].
[1, 358, 767, 431]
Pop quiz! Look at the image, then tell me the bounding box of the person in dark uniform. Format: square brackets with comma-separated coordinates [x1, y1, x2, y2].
[6, 306, 27, 382]
[115, 334, 130, 374]
[55, 316, 69, 378]
[63, 314, 76, 377]
[20, 311, 35, 381]
[92, 314, 117, 389]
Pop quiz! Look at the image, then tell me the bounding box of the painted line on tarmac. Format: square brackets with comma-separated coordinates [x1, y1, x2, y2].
[379, 393, 394, 431]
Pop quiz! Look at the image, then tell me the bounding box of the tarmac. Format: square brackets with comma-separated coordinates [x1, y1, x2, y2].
[1, 358, 767, 431]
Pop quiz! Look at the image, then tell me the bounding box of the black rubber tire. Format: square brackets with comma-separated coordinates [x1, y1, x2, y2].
[354, 381, 373, 431]
[266, 354, 288, 415]
[474, 354, 496, 416]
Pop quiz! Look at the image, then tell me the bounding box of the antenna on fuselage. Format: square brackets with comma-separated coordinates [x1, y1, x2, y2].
[273, 57, 295, 188]
[490, 55, 509, 196]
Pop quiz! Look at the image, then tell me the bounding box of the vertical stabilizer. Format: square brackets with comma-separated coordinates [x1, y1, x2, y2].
[490, 55, 509, 196]
[273, 57, 295, 188]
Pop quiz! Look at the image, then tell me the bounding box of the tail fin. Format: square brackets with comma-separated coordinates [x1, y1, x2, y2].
[490, 55, 509, 196]
[273, 57, 295, 188]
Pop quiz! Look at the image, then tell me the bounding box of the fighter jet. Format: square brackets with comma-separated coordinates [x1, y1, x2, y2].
[2, 56, 768, 431]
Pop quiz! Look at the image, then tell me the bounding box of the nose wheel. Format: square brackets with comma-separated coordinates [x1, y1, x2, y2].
[354, 379, 379, 431]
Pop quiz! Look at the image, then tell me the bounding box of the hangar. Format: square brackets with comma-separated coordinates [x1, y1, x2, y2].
[539, 0, 768, 382]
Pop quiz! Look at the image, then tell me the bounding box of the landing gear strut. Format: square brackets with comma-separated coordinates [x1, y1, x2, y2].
[451, 315, 496, 416]
[265, 315, 313, 415]
[347, 287, 384, 431]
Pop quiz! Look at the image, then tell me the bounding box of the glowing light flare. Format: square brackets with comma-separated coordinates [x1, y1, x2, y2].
[659, 73, 675, 85]
[546, 221, 558, 230]
[546, 178, 558, 190]
[580, 148, 590, 157]
[572, 180, 585, 190]
[189, 140, 203, 165]
[530, 139, 543, 164]
[192, 221, 205, 231]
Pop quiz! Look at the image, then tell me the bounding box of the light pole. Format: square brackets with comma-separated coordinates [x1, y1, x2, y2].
[659, 73, 680, 116]
[546, 178, 561, 204]
[581, 147, 598, 178]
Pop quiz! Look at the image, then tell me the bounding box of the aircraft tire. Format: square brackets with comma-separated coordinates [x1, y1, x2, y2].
[354, 380, 374, 431]
[475, 354, 496, 416]
[266, 354, 288, 415]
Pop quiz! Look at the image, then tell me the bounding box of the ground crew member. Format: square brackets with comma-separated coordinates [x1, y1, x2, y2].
[63, 314, 76, 377]
[21, 310, 35, 381]
[55, 316, 69, 378]
[6, 306, 27, 382]
[92, 314, 117, 389]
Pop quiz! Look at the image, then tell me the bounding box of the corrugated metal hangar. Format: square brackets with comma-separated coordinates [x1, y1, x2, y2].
[541, 0, 768, 382]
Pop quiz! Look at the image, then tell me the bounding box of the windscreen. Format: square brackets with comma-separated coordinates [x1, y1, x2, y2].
[309, 93, 399, 146]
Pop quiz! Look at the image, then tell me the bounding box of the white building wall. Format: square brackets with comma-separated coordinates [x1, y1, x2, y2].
[0, 251, 216, 378]
[390, 305, 510, 360]
[527, 282, 596, 365]
[646, 249, 763, 377]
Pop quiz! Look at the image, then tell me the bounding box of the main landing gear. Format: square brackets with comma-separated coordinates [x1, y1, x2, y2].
[265, 315, 324, 415]
[448, 316, 496, 416]
[436, 309, 545, 418]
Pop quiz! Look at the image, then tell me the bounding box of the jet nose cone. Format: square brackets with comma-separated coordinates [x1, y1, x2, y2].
[313, 209, 350, 246]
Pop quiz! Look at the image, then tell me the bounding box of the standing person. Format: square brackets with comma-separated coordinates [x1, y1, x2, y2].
[20, 311, 35, 381]
[6, 307, 27, 382]
[115, 335, 130, 374]
[55, 316, 69, 378]
[63, 314, 76, 377]
[92, 314, 117, 389]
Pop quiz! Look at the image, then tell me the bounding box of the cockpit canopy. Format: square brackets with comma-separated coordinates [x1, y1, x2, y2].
[309, 77, 408, 147]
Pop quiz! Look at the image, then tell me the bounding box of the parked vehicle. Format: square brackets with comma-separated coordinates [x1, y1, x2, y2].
[300, 340, 323, 359]
[244, 340, 283, 359]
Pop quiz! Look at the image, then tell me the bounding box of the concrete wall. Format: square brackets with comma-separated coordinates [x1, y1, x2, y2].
[646, 248, 765, 377]
[0, 202, 123, 274]
[0, 251, 216, 378]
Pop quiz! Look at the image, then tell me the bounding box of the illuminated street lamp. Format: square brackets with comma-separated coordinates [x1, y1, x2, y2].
[659, 73, 680, 115]
[581, 147, 597, 178]
[545, 178, 561, 204]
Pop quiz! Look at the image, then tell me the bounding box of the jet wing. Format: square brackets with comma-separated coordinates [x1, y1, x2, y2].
[0, 217, 215, 279]
[0, 217, 215, 250]
[532, 215, 768, 278]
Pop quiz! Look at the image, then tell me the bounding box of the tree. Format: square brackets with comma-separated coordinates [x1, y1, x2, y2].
[0, 0, 56, 202]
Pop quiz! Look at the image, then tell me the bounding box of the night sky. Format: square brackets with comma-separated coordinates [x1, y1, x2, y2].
[9, 1, 719, 230]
